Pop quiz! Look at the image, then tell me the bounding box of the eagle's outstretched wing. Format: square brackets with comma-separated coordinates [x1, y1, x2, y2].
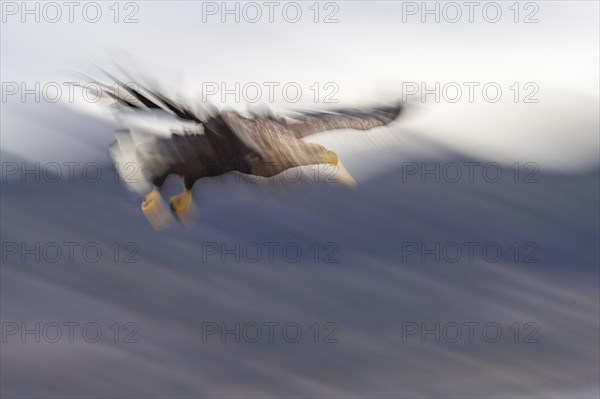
[86, 75, 268, 160]
[82, 72, 203, 123]
[284, 104, 403, 139]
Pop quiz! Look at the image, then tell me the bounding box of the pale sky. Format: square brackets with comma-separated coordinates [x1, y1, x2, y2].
[1, 1, 599, 171]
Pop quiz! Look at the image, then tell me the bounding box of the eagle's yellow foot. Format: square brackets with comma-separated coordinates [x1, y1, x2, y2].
[169, 189, 197, 226]
[141, 190, 172, 230]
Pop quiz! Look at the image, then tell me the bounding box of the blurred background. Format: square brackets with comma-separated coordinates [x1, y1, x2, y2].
[1, 1, 599, 397]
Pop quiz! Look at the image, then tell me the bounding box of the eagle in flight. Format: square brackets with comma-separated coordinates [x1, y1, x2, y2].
[87, 73, 403, 229]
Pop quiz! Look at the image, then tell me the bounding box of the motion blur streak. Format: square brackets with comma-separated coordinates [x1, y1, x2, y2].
[2, 123, 598, 396]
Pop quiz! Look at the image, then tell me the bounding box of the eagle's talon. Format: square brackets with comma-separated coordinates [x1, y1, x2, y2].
[169, 189, 197, 226]
[141, 190, 171, 230]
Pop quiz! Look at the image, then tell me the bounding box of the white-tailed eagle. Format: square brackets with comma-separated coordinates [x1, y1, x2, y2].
[87, 73, 403, 228]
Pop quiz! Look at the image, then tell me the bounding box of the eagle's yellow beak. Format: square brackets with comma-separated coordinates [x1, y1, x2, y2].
[334, 160, 357, 189]
[323, 150, 357, 189]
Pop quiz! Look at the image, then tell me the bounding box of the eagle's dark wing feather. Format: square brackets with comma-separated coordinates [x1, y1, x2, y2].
[219, 111, 345, 177]
[94, 71, 204, 124]
[90, 73, 268, 161]
[219, 111, 290, 160]
[285, 104, 403, 139]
